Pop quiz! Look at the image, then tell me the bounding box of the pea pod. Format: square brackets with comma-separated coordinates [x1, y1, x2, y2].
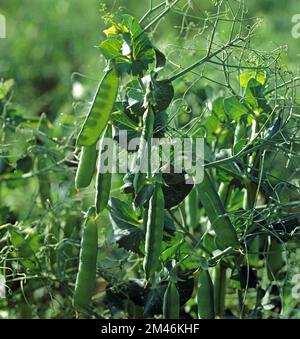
[77, 68, 119, 147]
[143, 182, 165, 280]
[163, 281, 180, 319]
[75, 144, 98, 189]
[197, 270, 215, 319]
[213, 264, 226, 318]
[73, 207, 98, 309]
[133, 107, 155, 194]
[184, 188, 199, 229]
[196, 171, 239, 249]
[95, 125, 112, 214]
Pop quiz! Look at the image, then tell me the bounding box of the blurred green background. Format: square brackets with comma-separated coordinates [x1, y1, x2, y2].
[0, 0, 298, 118]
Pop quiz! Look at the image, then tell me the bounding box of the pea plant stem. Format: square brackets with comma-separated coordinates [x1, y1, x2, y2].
[204, 143, 263, 169]
[167, 209, 212, 256]
[139, 1, 166, 24]
[265, 76, 300, 95]
[168, 37, 242, 83]
[141, 0, 181, 35]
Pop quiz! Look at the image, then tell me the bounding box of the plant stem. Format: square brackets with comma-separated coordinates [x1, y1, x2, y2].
[139, 1, 166, 24]
[142, 0, 181, 35]
[168, 38, 242, 83]
[265, 76, 300, 95]
[167, 209, 212, 256]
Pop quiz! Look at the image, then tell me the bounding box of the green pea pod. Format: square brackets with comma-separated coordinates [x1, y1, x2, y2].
[77, 68, 119, 147]
[266, 237, 286, 282]
[95, 125, 112, 214]
[197, 270, 215, 319]
[184, 188, 199, 229]
[163, 281, 180, 319]
[143, 182, 165, 280]
[196, 171, 239, 249]
[73, 207, 98, 309]
[133, 107, 155, 194]
[75, 143, 98, 189]
[213, 264, 226, 318]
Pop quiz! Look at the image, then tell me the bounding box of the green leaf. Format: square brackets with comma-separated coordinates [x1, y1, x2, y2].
[162, 172, 194, 209]
[100, 15, 155, 77]
[111, 110, 139, 131]
[245, 79, 272, 113]
[212, 96, 226, 120]
[240, 70, 266, 88]
[154, 48, 166, 71]
[98, 38, 123, 60]
[121, 15, 143, 38]
[126, 80, 144, 108]
[10, 230, 40, 271]
[224, 96, 249, 121]
[134, 184, 155, 207]
[108, 197, 144, 253]
[0, 79, 14, 102]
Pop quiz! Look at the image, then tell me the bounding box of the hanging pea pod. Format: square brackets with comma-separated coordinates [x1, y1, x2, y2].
[73, 207, 98, 309]
[95, 125, 112, 214]
[75, 143, 98, 189]
[77, 68, 119, 147]
[196, 171, 239, 249]
[143, 181, 165, 280]
[163, 281, 180, 319]
[197, 270, 215, 319]
[133, 107, 155, 194]
[184, 188, 199, 229]
[213, 264, 226, 318]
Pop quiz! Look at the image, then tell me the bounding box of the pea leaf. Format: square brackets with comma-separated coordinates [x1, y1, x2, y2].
[0, 79, 14, 102]
[108, 197, 144, 253]
[98, 38, 123, 60]
[162, 172, 194, 209]
[224, 96, 249, 121]
[10, 230, 40, 271]
[240, 70, 266, 88]
[111, 111, 138, 131]
[245, 78, 272, 113]
[154, 48, 166, 71]
[99, 15, 155, 77]
[212, 96, 226, 120]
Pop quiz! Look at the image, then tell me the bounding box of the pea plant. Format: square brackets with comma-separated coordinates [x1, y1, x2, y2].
[1, 0, 300, 319]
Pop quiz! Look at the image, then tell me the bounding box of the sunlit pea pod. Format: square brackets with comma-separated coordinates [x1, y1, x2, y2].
[95, 124, 112, 214]
[163, 281, 180, 319]
[75, 143, 98, 189]
[196, 171, 240, 250]
[73, 207, 98, 310]
[143, 182, 165, 280]
[133, 107, 155, 194]
[197, 270, 215, 319]
[76, 68, 119, 147]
